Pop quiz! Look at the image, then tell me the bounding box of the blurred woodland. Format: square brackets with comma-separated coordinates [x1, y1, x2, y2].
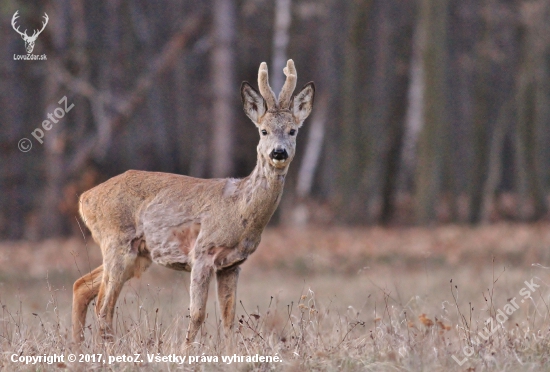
[1, 0, 550, 239]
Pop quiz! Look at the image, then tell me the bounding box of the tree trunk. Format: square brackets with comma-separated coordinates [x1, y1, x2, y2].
[467, 2, 491, 224]
[480, 100, 512, 223]
[414, 0, 449, 224]
[39, 2, 66, 237]
[211, 0, 236, 177]
[338, 0, 372, 223]
[400, 8, 426, 196]
[514, 16, 548, 220]
[272, 0, 292, 94]
[379, 1, 415, 225]
[296, 92, 327, 199]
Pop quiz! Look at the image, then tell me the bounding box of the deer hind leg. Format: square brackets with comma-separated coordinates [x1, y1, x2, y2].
[216, 266, 240, 350]
[72, 265, 103, 343]
[185, 260, 214, 346]
[95, 248, 139, 340]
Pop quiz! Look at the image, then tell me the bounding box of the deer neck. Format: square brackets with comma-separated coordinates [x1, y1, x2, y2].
[239, 154, 287, 226]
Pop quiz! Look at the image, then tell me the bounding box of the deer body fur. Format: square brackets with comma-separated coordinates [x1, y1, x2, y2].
[72, 60, 314, 347]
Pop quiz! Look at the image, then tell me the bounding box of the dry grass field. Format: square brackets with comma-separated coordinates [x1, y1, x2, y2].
[2, 223, 550, 371]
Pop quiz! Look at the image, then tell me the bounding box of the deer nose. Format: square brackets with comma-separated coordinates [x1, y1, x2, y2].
[270, 148, 288, 161]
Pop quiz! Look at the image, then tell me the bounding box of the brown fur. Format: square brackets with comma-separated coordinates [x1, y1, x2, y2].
[72, 60, 315, 348]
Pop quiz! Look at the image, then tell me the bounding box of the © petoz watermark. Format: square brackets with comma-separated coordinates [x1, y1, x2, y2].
[452, 277, 540, 366]
[18, 96, 74, 152]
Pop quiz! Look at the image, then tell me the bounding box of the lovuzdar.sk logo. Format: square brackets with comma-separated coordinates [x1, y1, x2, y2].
[11, 10, 48, 61]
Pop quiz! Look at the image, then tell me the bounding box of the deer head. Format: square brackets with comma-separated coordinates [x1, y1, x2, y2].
[241, 60, 315, 172]
[11, 11, 49, 54]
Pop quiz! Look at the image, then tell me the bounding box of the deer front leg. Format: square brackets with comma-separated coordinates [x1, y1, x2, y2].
[185, 260, 214, 346]
[216, 266, 240, 350]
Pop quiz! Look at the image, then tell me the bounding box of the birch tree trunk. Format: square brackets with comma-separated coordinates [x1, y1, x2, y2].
[400, 11, 425, 195]
[272, 0, 292, 94]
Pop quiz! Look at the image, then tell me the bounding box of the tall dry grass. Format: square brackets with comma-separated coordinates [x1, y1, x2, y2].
[1, 223, 550, 371]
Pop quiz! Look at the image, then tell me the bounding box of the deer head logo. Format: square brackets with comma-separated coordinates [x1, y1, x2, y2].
[11, 11, 48, 54]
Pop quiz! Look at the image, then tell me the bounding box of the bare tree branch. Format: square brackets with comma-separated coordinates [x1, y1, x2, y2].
[50, 13, 204, 175]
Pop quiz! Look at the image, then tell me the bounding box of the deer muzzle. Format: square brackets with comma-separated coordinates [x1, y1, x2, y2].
[270, 148, 288, 162]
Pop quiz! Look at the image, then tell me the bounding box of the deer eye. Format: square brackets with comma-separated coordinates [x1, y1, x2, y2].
[261, 129, 268, 136]
[289, 129, 296, 136]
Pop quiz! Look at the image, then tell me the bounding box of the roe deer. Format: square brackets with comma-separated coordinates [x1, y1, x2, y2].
[72, 60, 315, 347]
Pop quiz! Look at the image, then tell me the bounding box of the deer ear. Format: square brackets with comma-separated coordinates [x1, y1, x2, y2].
[291, 82, 315, 126]
[241, 82, 267, 126]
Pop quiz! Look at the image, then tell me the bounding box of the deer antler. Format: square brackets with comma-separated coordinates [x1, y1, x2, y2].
[258, 62, 278, 110]
[258, 60, 298, 110]
[31, 13, 49, 39]
[11, 11, 28, 38]
[278, 59, 297, 109]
